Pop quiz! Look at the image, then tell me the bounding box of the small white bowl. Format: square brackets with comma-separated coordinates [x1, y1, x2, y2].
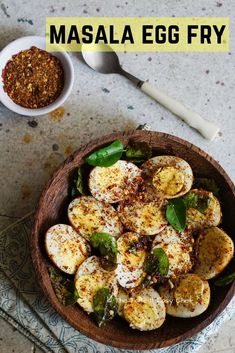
[0, 36, 74, 116]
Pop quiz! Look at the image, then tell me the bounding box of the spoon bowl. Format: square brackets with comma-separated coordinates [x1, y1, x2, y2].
[82, 43, 121, 74]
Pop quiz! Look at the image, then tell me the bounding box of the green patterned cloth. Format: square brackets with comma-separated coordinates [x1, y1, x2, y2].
[0, 215, 234, 353]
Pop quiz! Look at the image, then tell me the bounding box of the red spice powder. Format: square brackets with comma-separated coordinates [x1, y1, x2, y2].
[3, 46, 64, 109]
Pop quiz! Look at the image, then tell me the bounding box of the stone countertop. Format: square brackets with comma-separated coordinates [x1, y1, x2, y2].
[0, 0, 234, 352]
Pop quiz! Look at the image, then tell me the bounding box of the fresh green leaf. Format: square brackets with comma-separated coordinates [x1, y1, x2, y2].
[214, 272, 235, 286]
[166, 198, 186, 232]
[145, 247, 169, 276]
[71, 166, 86, 197]
[85, 140, 124, 167]
[125, 141, 152, 163]
[93, 288, 117, 327]
[48, 266, 79, 306]
[183, 192, 210, 214]
[193, 178, 220, 197]
[90, 233, 117, 269]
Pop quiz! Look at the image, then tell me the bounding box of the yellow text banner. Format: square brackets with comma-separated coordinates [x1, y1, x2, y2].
[46, 17, 229, 52]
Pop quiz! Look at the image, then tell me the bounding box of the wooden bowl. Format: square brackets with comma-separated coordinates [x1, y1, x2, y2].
[31, 130, 235, 350]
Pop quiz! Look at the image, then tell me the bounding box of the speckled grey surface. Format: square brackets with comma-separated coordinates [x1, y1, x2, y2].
[0, 0, 235, 352]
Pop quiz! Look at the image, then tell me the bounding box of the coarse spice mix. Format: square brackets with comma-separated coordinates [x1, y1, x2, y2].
[2, 46, 64, 109]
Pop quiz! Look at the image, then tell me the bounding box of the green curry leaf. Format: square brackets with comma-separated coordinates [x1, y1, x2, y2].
[71, 166, 86, 197]
[93, 288, 117, 327]
[214, 272, 235, 287]
[193, 178, 220, 197]
[85, 140, 124, 167]
[90, 233, 117, 270]
[125, 141, 152, 163]
[48, 266, 79, 306]
[183, 191, 210, 214]
[145, 247, 169, 276]
[166, 198, 186, 232]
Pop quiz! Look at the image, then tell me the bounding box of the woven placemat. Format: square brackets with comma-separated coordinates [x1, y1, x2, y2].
[0, 214, 234, 353]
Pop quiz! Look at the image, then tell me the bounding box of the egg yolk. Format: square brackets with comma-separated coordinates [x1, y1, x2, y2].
[174, 275, 204, 310]
[152, 166, 185, 196]
[118, 234, 146, 269]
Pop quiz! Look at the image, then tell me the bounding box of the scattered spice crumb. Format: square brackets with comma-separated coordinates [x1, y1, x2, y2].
[205, 70, 210, 74]
[27, 120, 38, 128]
[22, 133, 32, 144]
[49, 5, 55, 13]
[17, 17, 33, 25]
[216, 2, 222, 7]
[0, 3, 10, 17]
[83, 9, 88, 13]
[202, 7, 206, 11]
[102, 87, 110, 93]
[67, 112, 70, 116]
[52, 143, 59, 151]
[21, 184, 32, 200]
[96, 8, 100, 12]
[49, 106, 65, 122]
[127, 105, 134, 110]
[216, 81, 220, 84]
[61, 6, 65, 10]
[218, 131, 223, 137]
[148, 57, 152, 62]
[64, 145, 74, 156]
[221, 82, 225, 86]
[161, 117, 164, 121]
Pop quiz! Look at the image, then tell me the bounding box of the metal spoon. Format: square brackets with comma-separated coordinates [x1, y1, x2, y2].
[82, 43, 219, 141]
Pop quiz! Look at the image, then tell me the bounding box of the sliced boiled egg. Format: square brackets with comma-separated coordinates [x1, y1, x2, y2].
[45, 224, 90, 274]
[152, 226, 194, 278]
[159, 274, 210, 318]
[89, 160, 142, 203]
[141, 156, 193, 199]
[186, 189, 221, 229]
[116, 287, 131, 316]
[118, 191, 167, 235]
[194, 227, 234, 279]
[68, 196, 123, 241]
[115, 232, 147, 288]
[74, 255, 118, 313]
[123, 287, 166, 330]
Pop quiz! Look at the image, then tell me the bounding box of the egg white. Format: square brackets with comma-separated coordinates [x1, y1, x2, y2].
[116, 287, 131, 317]
[68, 196, 123, 241]
[194, 227, 234, 279]
[89, 160, 142, 203]
[45, 224, 90, 274]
